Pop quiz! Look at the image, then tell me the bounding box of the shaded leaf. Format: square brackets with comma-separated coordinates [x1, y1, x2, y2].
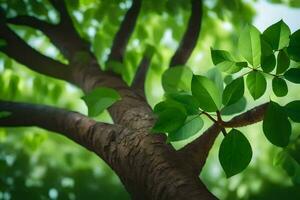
[276, 50, 290, 74]
[285, 101, 300, 122]
[263, 101, 291, 147]
[287, 29, 300, 62]
[284, 68, 300, 84]
[168, 115, 203, 142]
[219, 129, 252, 178]
[272, 77, 288, 97]
[222, 77, 244, 106]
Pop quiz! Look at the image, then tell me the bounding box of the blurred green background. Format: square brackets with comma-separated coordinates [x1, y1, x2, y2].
[0, 0, 300, 199]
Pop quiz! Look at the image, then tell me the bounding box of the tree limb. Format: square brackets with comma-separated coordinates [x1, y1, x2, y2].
[170, 0, 203, 67]
[0, 23, 72, 82]
[0, 100, 126, 157]
[107, 0, 142, 63]
[179, 102, 269, 174]
[6, 7, 91, 61]
[131, 48, 154, 92]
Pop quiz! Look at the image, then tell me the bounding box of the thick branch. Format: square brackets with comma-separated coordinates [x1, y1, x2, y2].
[0, 100, 124, 156]
[0, 23, 72, 82]
[7, 11, 90, 61]
[179, 123, 222, 174]
[222, 103, 268, 127]
[180, 102, 269, 174]
[170, 0, 203, 67]
[108, 0, 142, 63]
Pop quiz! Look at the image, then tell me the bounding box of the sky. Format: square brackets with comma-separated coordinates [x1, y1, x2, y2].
[254, 0, 300, 32]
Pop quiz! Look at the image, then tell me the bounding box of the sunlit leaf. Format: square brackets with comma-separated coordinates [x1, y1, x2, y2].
[211, 49, 243, 73]
[238, 25, 261, 67]
[82, 87, 121, 117]
[168, 115, 203, 142]
[191, 75, 222, 112]
[262, 20, 291, 50]
[162, 66, 193, 93]
[246, 71, 267, 100]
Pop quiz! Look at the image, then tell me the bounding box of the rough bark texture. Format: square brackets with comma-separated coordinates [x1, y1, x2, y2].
[0, 0, 269, 199]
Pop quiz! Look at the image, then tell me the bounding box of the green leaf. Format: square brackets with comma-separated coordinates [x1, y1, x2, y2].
[191, 75, 222, 112]
[287, 29, 300, 62]
[82, 87, 121, 117]
[222, 77, 244, 106]
[206, 67, 224, 94]
[221, 97, 247, 116]
[276, 50, 290, 74]
[0, 111, 11, 118]
[261, 54, 276, 73]
[263, 101, 291, 147]
[167, 93, 200, 115]
[219, 129, 252, 178]
[152, 101, 187, 133]
[261, 37, 276, 72]
[285, 101, 300, 122]
[238, 25, 261, 67]
[210, 49, 243, 73]
[168, 115, 203, 142]
[284, 68, 300, 84]
[272, 77, 288, 97]
[262, 20, 291, 50]
[246, 71, 267, 100]
[0, 39, 7, 47]
[162, 66, 193, 93]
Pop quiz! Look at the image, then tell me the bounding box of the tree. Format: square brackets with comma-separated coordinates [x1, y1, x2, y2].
[0, 0, 300, 199]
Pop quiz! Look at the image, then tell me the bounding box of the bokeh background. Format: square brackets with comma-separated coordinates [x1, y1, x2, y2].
[0, 0, 300, 199]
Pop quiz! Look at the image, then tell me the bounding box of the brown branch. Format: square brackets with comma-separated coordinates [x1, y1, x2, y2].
[0, 23, 72, 82]
[179, 102, 269, 174]
[179, 123, 222, 175]
[222, 103, 268, 127]
[170, 0, 203, 67]
[131, 47, 154, 92]
[0, 100, 126, 158]
[107, 0, 142, 63]
[6, 7, 90, 61]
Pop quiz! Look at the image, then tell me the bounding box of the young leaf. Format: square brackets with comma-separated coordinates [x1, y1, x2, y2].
[238, 25, 261, 67]
[222, 77, 244, 106]
[263, 101, 291, 147]
[285, 101, 300, 122]
[272, 77, 288, 97]
[276, 50, 290, 74]
[284, 68, 300, 84]
[219, 129, 252, 178]
[210, 49, 243, 73]
[162, 66, 193, 93]
[191, 75, 222, 112]
[168, 115, 203, 142]
[167, 93, 200, 115]
[287, 29, 300, 62]
[246, 71, 267, 100]
[82, 87, 121, 117]
[0, 111, 11, 118]
[206, 67, 224, 94]
[152, 101, 187, 133]
[262, 20, 291, 50]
